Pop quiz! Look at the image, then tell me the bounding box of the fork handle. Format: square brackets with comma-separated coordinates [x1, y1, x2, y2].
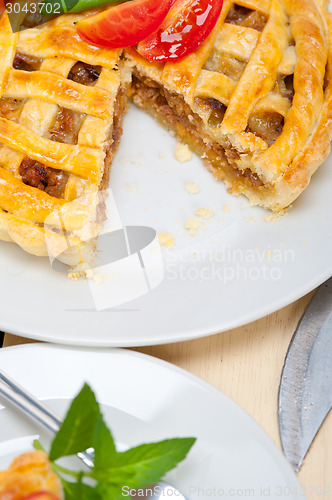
[0, 371, 94, 468]
[0, 371, 61, 434]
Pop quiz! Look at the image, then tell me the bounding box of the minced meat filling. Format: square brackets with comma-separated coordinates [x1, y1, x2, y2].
[226, 5, 268, 31]
[207, 99, 227, 128]
[13, 52, 42, 72]
[48, 108, 82, 145]
[247, 112, 284, 146]
[0, 98, 23, 120]
[131, 73, 264, 189]
[101, 86, 128, 191]
[19, 158, 68, 198]
[68, 62, 102, 86]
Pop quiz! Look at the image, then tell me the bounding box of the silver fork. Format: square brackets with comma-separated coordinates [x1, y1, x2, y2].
[0, 371, 189, 500]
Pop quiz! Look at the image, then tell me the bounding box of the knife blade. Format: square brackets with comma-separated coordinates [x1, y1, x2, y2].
[278, 276, 332, 472]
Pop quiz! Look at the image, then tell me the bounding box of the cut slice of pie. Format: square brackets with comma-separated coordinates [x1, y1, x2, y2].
[0, 11, 129, 259]
[127, 0, 332, 211]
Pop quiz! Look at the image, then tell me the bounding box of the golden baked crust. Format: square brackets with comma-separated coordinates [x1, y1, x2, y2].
[0, 450, 63, 499]
[0, 12, 129, 258]
[127, 0, 332, 211]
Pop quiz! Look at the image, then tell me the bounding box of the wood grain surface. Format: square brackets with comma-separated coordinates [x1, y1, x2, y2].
[3, 291, 332, 499]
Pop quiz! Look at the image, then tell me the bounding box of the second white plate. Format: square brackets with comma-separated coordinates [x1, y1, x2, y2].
[0, 344, 304, 499]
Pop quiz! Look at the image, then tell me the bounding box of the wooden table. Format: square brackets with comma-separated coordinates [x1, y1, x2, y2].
[3, 292, 332, 499]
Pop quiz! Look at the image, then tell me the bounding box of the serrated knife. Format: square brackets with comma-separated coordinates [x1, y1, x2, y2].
[278, 276, 332, 472]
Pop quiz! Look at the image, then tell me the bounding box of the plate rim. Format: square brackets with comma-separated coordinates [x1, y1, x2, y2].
[2, 267, 331, 347]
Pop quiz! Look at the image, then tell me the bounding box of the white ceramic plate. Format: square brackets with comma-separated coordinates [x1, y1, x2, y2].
[0, 344, 304, 499]
[1, 107, 332, 346]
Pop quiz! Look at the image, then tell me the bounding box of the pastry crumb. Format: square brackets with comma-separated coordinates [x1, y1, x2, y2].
[244, 215, 256, 224]
[68, 271, 80, 280]
[185, 182, 200, 194]
[223, 203, 230, 213]
[194, 208, 215, 219]
[86, 268, 118, 284]
[265, 249, 273, 258]
[174, 142, 192, 162]
[264, 211, 288, 223]
[240, 200, 250, 209]
[159, 152, 165, 159]
[86, 268, 104, 285]
[157, 232, 175, 248]
[185, 216, 205, 236]
[126, 184, 139, 192]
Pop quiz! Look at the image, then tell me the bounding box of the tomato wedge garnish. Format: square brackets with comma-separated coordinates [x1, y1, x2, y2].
[77, 0, 173, 49]
[0, 0, 6, 22]
[137, 0, 223, 62]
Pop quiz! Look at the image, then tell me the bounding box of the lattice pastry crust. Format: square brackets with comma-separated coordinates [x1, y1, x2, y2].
[127, 0, 332, 211]
[0, 11, 129, 259]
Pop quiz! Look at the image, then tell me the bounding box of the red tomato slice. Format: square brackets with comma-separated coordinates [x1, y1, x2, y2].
[137, 0, 223, 62]
[77, 0, 173, 49]
[0, 0, 6, 22]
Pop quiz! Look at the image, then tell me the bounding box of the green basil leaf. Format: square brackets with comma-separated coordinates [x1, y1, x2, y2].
[33, 439, 46, 452]
[96, 482, 126, 500]
[93, 415, 116, 471]
[93, 437, 196, 489]
[62, 478, 101, 500]
[49, 383, 101, 461]
[45, 383, 196, 496]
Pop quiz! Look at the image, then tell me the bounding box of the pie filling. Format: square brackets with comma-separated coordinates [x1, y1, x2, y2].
[246, 112, 284, 147]
[68, 62, 102, 86]
[13, 52, 42, 71]
[225, 5, 268, 32]
[48, 107, 83, 145]
[19, 158, 68, 198]
[131, 72, 267, 193]
[101, 85, 128, 191]
[0, 97, 24, 120]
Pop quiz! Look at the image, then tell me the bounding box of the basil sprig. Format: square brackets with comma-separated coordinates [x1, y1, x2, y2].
[34, 383, 196, 500]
